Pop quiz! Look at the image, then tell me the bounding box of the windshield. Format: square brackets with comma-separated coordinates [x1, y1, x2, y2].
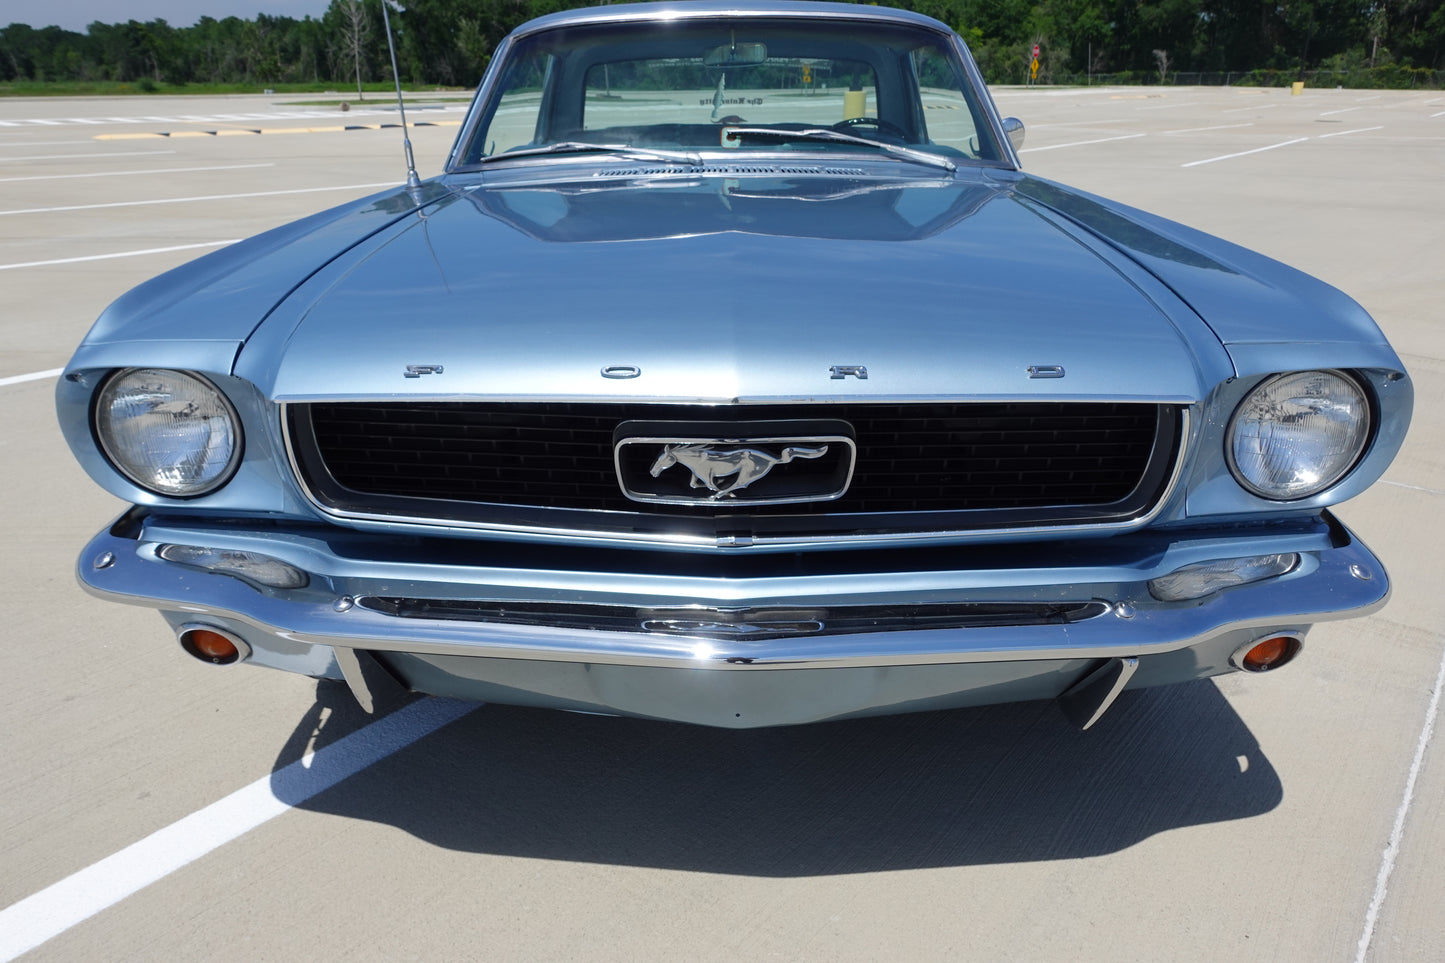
[456, 16, 1005, 168]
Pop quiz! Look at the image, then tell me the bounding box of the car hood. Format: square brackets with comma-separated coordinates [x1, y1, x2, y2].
[243, 173, 1224, 404]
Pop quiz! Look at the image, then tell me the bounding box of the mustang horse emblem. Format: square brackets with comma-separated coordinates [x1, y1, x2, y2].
[649, 444, 829, 500]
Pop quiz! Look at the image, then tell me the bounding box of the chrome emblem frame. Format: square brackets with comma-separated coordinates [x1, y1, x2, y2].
[615, 432, 856, 506]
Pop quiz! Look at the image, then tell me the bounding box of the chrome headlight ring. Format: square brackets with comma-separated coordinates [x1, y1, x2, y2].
[1226, 369, 1372, 501]
[93, 368, 244, 498]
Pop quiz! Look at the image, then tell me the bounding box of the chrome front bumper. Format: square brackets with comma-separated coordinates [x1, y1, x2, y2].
[77, 510, 1390, 728]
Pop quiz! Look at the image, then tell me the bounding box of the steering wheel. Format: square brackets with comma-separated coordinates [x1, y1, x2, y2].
[831, 116, 908, 140]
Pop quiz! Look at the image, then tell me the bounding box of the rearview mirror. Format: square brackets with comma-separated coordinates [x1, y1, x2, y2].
[703, 42, 768, 67]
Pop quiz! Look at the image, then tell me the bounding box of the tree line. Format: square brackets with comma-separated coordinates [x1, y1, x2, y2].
[1, 0, 1441, 90]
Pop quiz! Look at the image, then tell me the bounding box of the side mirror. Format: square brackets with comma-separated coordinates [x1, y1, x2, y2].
[1002, 117, 1025, 152]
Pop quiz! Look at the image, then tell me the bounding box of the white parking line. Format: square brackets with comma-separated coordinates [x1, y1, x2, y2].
[0, 698, 478, 962]
[0, 181, 397, 217]
[0, 150, 174, 163]
[1019, 132, 1145, 153]
[1432, 110, 1445, 119]
[1027, 119, 1132, 129]
[0, 105, 467, 128]
[1320, 107, 1362, 116]
[1162, 122, 1254, 135]
[0, 241, 239, 272]
[1137, 101, 1197, 110]
[1355, 638, 1445, 963]
[0, 163, 271, 184]
[0, 139, 112, 148]
[1382, 480, 1445, 497]
[0, 368, 64, 388]
[1223, 103, 1280, 113]
[1182, 137, 1309, 167]
[1319, 126, 1384, 139]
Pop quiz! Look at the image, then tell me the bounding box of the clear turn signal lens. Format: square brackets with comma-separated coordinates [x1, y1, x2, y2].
[1148, 553, 1299, 602]
[158, 544, 308, 589]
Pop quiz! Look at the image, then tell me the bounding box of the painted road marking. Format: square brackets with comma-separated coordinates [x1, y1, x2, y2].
[1355, 637, 1445, 962]
[0, 105, 467, 129]
[0, 241, 239, 272]
[0, 163, 271, 184]
[0, 140, 105, 147]
[1222, 103, 1280, 113]
[1019, 132, 1145, 153]
[1027, 119, 1132, 129]
[0, 150, 174, 163]
[1383, 480, 1445, 497]
[1162, 122, 1254, 135]
[1319, 126, 1385, 139]
[0, 181, 397, 217]
[0, 369, 64, 388]
[0, 698, 479, 962]
[95, 120, 462, 140]
[1182, 137, 1309, 167]
[1320, 107, 1362, 116]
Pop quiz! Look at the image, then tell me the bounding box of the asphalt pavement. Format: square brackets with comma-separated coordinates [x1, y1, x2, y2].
[0, 86, 1441, 961]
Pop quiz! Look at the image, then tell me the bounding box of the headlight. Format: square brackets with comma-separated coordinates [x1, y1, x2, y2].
[94, 368, 242, 497]
[1227, 370, 1370, 500]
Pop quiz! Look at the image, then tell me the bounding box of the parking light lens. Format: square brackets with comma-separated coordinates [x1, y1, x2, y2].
[1227, 370, 1370, 500]
[1148, 553, 1299, 602]
[158, 544, 308, 589]
[94, 368, 242, 497]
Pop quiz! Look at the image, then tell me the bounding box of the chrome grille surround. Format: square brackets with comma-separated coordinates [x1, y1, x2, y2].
[283, 401, 1189, 550]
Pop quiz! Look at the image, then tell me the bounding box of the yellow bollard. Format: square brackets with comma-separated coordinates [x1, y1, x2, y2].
[1291, 81, 1305, 96]
[843, 89, 867, 120]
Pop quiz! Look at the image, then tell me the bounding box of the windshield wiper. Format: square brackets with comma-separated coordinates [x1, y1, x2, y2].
[718, 127, 957, 173]
[478, 142, 703, 167]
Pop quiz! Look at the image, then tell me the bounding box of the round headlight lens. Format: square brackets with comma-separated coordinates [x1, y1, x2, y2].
[94, 368, 242, 497]
[1227, 370, 1370, 500]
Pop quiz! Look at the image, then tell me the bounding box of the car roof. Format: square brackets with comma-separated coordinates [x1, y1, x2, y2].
[510, 1, 953, 39]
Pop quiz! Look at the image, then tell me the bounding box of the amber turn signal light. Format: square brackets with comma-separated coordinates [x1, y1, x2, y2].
[179, 627, 245, 665]
[1235, 635, 1302, 672]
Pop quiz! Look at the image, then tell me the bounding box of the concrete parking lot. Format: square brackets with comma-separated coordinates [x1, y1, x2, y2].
[0, 85, 1441, 960]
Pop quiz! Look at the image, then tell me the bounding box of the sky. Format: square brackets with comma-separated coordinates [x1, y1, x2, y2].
[0, 1, 334, 32]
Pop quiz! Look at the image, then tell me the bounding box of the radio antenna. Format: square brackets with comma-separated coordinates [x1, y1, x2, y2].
[380, 0, 421, 192]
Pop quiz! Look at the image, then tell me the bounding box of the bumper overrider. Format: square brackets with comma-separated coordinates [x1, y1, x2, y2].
[78, 509, 1389, 729]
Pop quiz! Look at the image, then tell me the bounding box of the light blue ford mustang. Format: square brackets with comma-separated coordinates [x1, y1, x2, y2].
[59, 2, 1412, 729]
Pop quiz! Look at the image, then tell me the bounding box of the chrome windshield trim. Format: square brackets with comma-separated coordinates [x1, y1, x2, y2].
[447, 3, 1014, 176]
[280, 405, 1192, 552]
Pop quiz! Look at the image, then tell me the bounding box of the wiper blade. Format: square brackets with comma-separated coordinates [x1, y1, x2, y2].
[720, 127, 957, 173]
[479, 142, 703, 166]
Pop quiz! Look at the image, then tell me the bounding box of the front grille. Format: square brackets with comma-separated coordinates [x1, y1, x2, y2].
[287, 401, 1180, 543]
